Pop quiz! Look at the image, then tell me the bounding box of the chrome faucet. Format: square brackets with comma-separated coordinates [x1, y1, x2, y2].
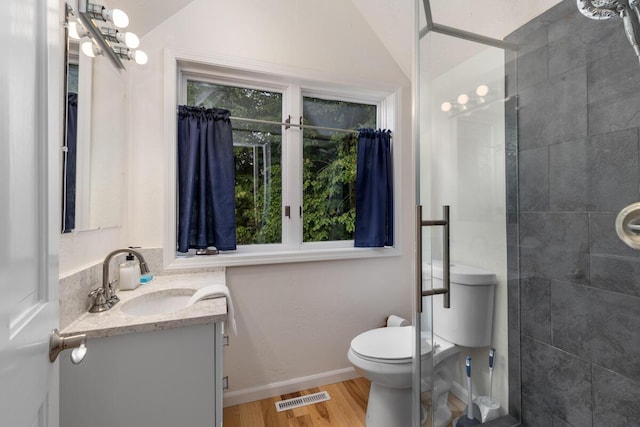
[88, 248, 150, 313]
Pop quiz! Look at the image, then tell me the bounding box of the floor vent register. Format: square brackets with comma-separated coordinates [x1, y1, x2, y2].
[274, 391, 331, 412]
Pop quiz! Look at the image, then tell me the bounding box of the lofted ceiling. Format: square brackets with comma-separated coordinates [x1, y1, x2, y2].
[352, 0, 565, 77]
[105, 0, 564, 78]
[427, 0, 565, 39]
[107, 0, 197, 36]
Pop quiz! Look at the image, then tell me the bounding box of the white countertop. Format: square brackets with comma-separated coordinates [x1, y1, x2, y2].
[62, 272, 228, 338]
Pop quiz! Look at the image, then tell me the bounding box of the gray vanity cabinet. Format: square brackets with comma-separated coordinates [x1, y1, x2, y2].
[60, 323, 224, 427]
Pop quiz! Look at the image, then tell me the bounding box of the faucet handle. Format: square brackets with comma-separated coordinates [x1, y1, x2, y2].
[89, 287, 104, 300]
[88, 288, 110, 313]
[108, 280, 120, 304]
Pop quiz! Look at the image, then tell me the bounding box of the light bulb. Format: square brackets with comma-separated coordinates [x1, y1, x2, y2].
[81, 41, 100, 58]
[133, 50, 148, 65]
[68, 22, 81, 40]
[123, 32, 139, 49]
[111, 9, 129, 28]
[457, 94, 469, 105]
[440, 101, 452, 112]
[476, 84, 490, 97]
[115, 31, 139, 48]
[102, 7, 129, 28]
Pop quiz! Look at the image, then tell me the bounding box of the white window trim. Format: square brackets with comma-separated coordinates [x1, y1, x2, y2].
[163, 48, 403, 269]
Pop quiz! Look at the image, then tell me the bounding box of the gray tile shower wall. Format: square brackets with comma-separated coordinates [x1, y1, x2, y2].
[506, 0, 640, 425]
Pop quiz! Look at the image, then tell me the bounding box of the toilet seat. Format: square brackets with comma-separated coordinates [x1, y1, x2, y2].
[350, 327, 432, 364]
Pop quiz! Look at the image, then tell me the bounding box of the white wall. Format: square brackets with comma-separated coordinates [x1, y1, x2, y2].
[223, 258, 412, 403]
[59, 228, 126, 276]
[126, 0, 414, 402]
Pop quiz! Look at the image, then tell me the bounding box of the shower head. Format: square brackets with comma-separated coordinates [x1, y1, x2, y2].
[577, 0, 620, 19]
[577, 0, 640, 64]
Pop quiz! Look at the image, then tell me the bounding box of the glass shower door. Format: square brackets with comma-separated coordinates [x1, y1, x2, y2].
[416, 2, 509, 424]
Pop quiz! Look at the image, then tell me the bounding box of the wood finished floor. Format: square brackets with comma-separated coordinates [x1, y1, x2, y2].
[222, 377, 465, 427]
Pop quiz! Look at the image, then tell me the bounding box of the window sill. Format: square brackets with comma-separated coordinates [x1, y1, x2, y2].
[164, 245, 400, 270]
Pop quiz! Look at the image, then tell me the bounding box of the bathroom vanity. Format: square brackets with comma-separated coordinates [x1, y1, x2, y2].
[59, 273, 228, 427]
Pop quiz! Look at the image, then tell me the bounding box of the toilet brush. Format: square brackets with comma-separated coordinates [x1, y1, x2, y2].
[472, 348, 501, 423]
[488, 347, 495, 399]
[455, 356, 480, 426]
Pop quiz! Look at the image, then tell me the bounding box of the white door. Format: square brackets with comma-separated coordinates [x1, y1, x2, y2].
[0, 0, 61, 426]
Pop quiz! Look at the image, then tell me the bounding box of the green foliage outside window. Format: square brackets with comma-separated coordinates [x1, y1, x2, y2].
[302, 97, 376, 242]
[302, 133, 358, 242]
[67, 63, 79, 93]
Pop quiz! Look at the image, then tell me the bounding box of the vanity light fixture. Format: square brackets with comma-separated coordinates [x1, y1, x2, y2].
[74, 1, 148, 69]
[440, 84, 496, 114]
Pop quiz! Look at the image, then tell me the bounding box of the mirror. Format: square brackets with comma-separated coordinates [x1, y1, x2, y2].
[62, 2, 126, 233]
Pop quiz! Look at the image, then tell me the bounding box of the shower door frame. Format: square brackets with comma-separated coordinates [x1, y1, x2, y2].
[415, 1, 520, 425]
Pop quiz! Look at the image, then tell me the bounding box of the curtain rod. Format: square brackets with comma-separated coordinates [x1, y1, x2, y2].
[177, 107, 390, 135]
[230, 116, 363, 135]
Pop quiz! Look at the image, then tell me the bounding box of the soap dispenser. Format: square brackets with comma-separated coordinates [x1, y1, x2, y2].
[119, 253, 140, 291]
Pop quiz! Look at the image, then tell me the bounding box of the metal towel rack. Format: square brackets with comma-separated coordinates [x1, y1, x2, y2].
[416, 205, 451, 312]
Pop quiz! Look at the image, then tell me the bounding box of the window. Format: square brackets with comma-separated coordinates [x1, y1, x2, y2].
[169, 57, 399, 267]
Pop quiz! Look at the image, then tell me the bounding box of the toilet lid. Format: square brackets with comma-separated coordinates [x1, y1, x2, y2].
[429, 261, 496, 285]
[350, 327, 432, 362]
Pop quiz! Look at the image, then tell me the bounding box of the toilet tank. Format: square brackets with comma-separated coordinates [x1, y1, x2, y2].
[430, 261, 496, 348]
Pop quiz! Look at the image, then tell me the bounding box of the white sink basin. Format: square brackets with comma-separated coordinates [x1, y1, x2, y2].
[121, 289, 197, 316]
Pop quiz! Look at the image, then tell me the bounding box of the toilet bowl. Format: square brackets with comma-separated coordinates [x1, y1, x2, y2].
[348, 326, 460, 427]
[348, 262, 496, 427]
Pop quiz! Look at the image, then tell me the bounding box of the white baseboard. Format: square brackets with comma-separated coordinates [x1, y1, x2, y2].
[451, 380, 470, 404]
[223, 367, 361, 407]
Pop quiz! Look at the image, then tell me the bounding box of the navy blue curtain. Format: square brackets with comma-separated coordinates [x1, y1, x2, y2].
[62, 92, 78, 233]
[177, 106, 236, 252]
[354, 129, 393, 247]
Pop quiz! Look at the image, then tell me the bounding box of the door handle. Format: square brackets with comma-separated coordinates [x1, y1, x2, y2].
[49, 329, 88, 364]
[416, 205, 451, 312]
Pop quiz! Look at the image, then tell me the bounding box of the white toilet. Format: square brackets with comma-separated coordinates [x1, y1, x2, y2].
[348, 261, 496, 427]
